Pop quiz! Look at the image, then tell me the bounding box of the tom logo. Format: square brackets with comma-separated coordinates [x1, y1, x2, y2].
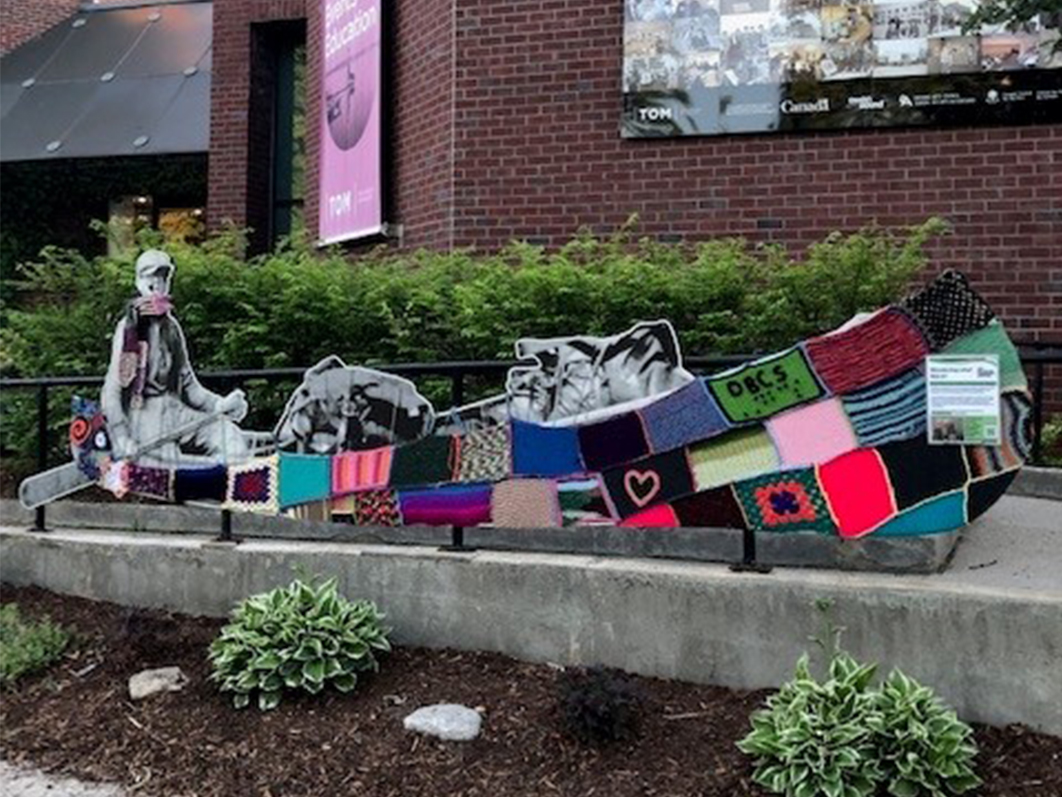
[637, 106, 673, 122]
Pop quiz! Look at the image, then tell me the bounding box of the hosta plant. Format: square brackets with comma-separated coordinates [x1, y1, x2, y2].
[208, 577, 390, 710]
[870, 669, 981, 797]
[738, 651, 885, 797]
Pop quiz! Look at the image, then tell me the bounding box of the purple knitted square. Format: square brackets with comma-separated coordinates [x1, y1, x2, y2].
[640, 380, 729, 453]
[577, 412, 650, 472]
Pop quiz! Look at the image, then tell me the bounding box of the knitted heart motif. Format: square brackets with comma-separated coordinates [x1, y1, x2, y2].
[624, 469, 661, 508]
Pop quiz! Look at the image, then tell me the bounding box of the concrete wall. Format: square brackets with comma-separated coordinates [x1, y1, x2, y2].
[3, 526, 1059, 735]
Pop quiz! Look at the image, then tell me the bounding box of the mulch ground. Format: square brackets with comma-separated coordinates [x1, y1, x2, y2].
[1, 585, 1059, 797]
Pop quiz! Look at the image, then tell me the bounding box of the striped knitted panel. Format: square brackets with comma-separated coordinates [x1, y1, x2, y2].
[942, 321, 1026, 391]
[1001, 390, 1033, 462]
[841, 369, 927, 448]
[897, 270, 994, 350]
[398, 484, 492, 527]
[805, 309, 930, 396]
[687, 426, 780, 492]
[331, 447, 392, 496]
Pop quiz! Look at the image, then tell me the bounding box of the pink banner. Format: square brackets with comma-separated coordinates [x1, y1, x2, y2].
[318, 0, 382, 245]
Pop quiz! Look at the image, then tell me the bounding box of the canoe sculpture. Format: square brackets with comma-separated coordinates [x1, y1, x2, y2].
[24, 269, 1031, 539]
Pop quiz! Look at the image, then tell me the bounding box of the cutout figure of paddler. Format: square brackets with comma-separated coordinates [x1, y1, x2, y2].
[101, 250, 250, 464]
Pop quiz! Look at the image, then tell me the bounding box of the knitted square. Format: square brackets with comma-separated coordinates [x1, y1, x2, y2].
[127, 463, 174, 501]
[874, 492, 966, 537]
[577, 412, 650, 472]
[767, 398, 858, 467]
[639, 380, 729, 453]
[278, 453, 332, 509]
[510, 420, 584, 478]
[491, 479, 562, 528]
[389, 435, 458, 487]
[897, 270, 994, 350]
[817, 448, 897, 538]
[174, 464, 227, 503]
[601, 448, 695, 519]
[734, 469, 834, 534]
[224, 456, 279, 514]
[398, 484, 493, 527]
[805, 308, 930, 396]
[942, 322, 1026, 391]
[352, 490, 400, 526]
[687, 426, 780, 492]
[458, 424, 512, 483]
[706, 348, 826, 424]
[966, 471, 1017, 522]
[557, 478, 614, 526]
[332, 447, 393, 496]
[841, 369, 927, 448]
[671, 485, 749, 529]
[619, 504, 680, 528]
[877, 437, 968, 511]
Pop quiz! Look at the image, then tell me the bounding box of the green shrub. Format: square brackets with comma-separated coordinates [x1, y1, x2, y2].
[738, 602, 980, 797]
[871, 670, 981, 797]
[737, 652, 884, 797]
[0, 218, 946, 477]
[208, 576, 390, 711]
[0, 603, 71, 686]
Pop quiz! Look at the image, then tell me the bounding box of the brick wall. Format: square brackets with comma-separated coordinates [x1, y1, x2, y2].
[447, 0, 1060, 406]
[0, 0, 79, 54]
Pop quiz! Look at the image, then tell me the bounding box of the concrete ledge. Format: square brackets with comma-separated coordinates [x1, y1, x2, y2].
[0, 499, 956, 573]
[1009, 467, 1062, 501]
[2, 526, 1059, 735]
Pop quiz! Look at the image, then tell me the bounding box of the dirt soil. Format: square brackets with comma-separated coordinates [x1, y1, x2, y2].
[1, 585, 1060, 797]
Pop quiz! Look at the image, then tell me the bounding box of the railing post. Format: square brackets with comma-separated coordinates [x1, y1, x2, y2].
[730, 526, 771, 574]
[217, 508, 235, 543]
[439, 369, 474, 552]
[1032, 361, 1044, 466]
[34, 384, 49, 532]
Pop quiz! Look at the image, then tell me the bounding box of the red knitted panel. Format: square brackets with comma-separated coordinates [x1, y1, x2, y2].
[806, 309, 930, 396]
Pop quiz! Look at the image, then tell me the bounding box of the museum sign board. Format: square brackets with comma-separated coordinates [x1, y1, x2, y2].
[319, 0, 383, 244]
[622, 0, 1062, 136]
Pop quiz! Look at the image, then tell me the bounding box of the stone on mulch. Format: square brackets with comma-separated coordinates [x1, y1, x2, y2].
[403, 703, 483, 741]
[128, 666, 187, 700]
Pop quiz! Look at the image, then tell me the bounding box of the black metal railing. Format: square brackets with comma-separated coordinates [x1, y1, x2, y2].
[2, 349, 1059, 547]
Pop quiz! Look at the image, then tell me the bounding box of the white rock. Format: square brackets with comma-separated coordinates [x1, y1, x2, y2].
[128, 666, 187, 700]
[403, 703, 482, 741]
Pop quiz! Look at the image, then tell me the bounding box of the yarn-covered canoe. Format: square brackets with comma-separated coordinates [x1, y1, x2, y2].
[70, 270, 1032, 537]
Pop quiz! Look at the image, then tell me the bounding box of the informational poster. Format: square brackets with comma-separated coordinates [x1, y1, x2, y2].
[622, 0, 1062, 137]
[925, 355, 1000, 445]
[319, 0, 383, 245]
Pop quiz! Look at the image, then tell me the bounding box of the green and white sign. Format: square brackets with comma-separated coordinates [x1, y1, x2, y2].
[925, 355, 1000, 446]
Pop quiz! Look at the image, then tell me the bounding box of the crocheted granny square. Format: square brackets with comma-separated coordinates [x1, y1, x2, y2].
[224, 456, 279, 514]
[734, 469, 834, 533]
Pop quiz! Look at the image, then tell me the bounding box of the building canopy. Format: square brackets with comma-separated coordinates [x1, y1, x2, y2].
[0, 1, 211, 162]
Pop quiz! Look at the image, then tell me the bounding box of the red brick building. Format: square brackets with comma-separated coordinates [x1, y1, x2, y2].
[3, 0, 1060, 403]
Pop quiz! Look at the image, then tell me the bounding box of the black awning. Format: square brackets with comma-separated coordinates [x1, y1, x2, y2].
[0, 1, 211, 163]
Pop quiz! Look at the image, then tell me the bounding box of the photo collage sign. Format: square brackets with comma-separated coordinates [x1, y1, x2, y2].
[622, 0, 1062, 136]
